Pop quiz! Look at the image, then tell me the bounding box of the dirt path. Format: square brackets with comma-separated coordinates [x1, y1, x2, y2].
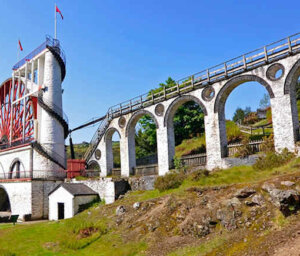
[272, 233, 300, 256]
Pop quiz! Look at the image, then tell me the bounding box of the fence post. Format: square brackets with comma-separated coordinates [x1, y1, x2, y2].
[191, 75, 194, 89]
[288, 37, 292, 54]
[207, 69, 210, 83]
[140, 96, 143, 108]
[264, 46, 268, 63]
[224, 63, 228, 77]
[243, 55, 247, 69]
[151, 92, 154, 104]
[163, 86, 166, 99]
[177, 83, 180, 94]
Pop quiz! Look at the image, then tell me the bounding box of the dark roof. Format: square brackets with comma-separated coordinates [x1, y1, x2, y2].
[49, 183, 98, 196]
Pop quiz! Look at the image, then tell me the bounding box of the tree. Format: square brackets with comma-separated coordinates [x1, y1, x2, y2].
[134, 77, 205, 157]
[259, 93, 270, 109]
[173, 101, 204, 145]
[135, 115, 157, 158]
[232, 107, 245, 123]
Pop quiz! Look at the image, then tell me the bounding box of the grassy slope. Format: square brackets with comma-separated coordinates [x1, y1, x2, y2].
[1, 157, 300, 256]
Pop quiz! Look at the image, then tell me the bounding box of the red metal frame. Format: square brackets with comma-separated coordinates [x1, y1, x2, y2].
[0, 78, 36, 146]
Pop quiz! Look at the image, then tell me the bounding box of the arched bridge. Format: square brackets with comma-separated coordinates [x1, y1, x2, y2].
[85, 32, 300, 176]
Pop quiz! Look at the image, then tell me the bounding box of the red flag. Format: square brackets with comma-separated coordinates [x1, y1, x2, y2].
[56, 6, 63, 20]
[18, 40, 23, 51]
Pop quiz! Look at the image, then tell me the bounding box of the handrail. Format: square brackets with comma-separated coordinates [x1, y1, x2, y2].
[107, 33, 300, 117]
[12, 35, 66, 71]
[85, 32, 300, 162]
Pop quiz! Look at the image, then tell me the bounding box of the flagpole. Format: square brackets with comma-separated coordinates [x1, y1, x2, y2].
[55, 3, 57, 39]
[17, 39, 20, 61]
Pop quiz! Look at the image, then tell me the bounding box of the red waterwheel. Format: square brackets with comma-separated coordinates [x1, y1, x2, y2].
[0, 78, 37, 147]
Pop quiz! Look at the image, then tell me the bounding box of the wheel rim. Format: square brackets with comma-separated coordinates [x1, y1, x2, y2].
[0, 78, 36, 146]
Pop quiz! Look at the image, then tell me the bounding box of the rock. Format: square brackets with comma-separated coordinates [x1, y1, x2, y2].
[244, 200, 256, 206]
[281, 181, 295, 187]
[216, 208, 237, 230]
[133, 202, 140, 210]
[226, 197, 241, 207]
[116, 205, 126, 216]
[251, 194, 265, 206]
[268, 189, 300, 216]
[245, 221, 252, 228]
[262, 183, 276, 193]
[234, 188, 256, 198]
[118, 195, 125, 200]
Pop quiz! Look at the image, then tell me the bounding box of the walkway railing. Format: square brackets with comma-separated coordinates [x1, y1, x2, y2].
[0, 170, 66, 181]
[12, 35, 66, 71]
[107, 33, 300, 118]
[85, 32, 300, 161]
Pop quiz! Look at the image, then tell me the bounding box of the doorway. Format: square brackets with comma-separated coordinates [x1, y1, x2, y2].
[58, 203, 65, 220]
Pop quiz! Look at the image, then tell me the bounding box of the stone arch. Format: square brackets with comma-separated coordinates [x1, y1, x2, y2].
[0, 162, 4, 179]
[164, 94, 207, 127]
[284, 59, 300, 95]
[214, 74, 274, 114]
[87, 160, 100, 171]
[125, 110, 159, 137]
[104, 127, 121, 174]
[213, 74, 274, 157]
[9, 158, 25, 179]
[104, 127, 121, 142]
[284, 59, 300, 141]
[125, 109, 159, 175]
[0, 185, 11, 212]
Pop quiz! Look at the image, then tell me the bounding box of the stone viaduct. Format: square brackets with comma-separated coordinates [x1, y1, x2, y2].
[85, 34, 300, 177]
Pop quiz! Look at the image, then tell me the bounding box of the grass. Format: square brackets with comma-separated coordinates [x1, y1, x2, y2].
[1, 157, 299, 255]
[175, 136, 206, 157]
[252, 119, 270, 127]
[0, 208, 146, 256]
[168, 234, 228, 256]
[127, 156, 300, 202]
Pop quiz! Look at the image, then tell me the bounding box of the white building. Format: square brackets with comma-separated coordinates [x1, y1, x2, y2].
[48, 183, 98, 220]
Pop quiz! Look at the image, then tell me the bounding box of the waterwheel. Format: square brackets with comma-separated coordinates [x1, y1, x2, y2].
[0, 78, 36, 147]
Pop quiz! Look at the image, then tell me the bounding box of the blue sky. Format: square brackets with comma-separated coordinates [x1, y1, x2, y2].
[0, 0, 299, 143]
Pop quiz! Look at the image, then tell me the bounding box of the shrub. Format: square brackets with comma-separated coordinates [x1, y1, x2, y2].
[253, 148, 294, 171]
[154, 171, 185, 192]
[190, 169, 209, 181]
[261, 134, 274, 153]
[235, 136, 253, 158]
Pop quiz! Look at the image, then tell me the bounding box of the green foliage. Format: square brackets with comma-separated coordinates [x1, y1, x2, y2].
[175, 136, 206, 157]
[154, 171, 186, 192]
[232, 107, 251, 123]
[226, 121, 243, 143]
[0, 249, 16, 256]
[173, 101, 204, 145]
[62, 217, 108, 250]
[66, 142, 89, 159]
[149, 76, 177, 95]
[135, 114, 157, 159]
[135, 77, 205, 157]
[261, 135, 275, 153]
[173, 156, 184, 171]
[253, 148, 294, 171]
[235, 136, 253, 158]
[189, 169, 209, 181]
